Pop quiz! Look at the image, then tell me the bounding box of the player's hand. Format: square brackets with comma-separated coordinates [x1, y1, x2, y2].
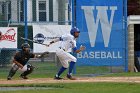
[36, 52, 49, 58]
[45, 44, 49, 47]
[80, 45, 86, 51]
[50, 41, 54, 44]
[36, 55, 41, 58]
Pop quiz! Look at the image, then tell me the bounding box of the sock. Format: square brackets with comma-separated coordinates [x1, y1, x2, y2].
[56, 66, 67, 77]
[68, 61, 75, 75]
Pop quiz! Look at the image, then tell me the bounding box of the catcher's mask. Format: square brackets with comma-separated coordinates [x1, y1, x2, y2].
[21, 43, 30, 53]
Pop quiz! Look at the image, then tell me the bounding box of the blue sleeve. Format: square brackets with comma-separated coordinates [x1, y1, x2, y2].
[73, 47, 77, 52]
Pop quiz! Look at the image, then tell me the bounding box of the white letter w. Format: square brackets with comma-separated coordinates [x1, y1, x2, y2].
[81, 6, 117, 47]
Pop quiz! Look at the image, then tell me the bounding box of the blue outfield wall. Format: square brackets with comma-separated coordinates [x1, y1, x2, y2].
[73, 0, 128, 70]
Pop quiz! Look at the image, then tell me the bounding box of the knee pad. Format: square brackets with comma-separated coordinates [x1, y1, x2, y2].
[21, 64, 34, 76]
[21, 64, 34, 72]
[7, 65, 18, 78]
[12, 64, 19, 71]
[27, 64, 34, 72]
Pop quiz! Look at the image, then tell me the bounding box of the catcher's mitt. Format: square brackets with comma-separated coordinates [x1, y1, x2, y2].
[36, 51, 49, 58]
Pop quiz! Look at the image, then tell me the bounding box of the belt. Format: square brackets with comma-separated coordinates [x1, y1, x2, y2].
[59, 47, 65, 51]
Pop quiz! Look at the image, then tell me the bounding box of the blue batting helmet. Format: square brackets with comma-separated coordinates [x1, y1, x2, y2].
[70, 27, 80, 36]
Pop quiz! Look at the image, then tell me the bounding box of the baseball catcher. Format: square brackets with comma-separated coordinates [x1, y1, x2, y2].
[7, 43, 45, 80]
[48, 27, 86, 80]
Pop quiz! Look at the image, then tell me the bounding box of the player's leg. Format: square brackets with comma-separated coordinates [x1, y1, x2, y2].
[65, 53, 77, 80]
[55, 49, 77, 80]
[68, 61, 75, 75]
[7, 63, 19, 80]
[54, 66, 67, 80]
[54, 49, 69, 80]
[20, 64, 34, 79]
[54, 56, 69, 80]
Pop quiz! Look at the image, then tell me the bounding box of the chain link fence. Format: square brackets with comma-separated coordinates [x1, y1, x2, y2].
[0, 0, 70, 63]
[0, 0, 128, 80]
[0, 0, 69, 79]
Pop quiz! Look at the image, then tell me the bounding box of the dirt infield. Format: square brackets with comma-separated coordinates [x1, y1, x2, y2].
[1, 77, 140, 85]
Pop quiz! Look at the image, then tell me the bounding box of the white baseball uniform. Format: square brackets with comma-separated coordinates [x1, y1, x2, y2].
[56, 34, 77, 68]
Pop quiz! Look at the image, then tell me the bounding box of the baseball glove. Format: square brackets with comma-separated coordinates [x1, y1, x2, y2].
[36, 51, 49, 58]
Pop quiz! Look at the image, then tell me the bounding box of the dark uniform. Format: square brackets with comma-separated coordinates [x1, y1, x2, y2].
[7, 43, 35, 80]
[14, 50, 35, 66]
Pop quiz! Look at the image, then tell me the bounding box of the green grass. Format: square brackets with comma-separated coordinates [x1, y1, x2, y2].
[0, 82, 140, 93]
[0, 61, 59, 79]
[1, 61, 140, 79]
[1, 62, 140, 93]
[101, 72, 140, 77]
[0, 61, 112, 79]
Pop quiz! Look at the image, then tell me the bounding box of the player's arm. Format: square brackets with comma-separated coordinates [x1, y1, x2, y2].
[73, 45, 86, 53]
[30, 53, 41, 58]
[72, 40, 86, 53]
[13, 52, 24, 68]
[49, 37, 61, 46]
[30, 53, 36, 58]
[13, 60, 23, 68]
[29, 52, 44, 58]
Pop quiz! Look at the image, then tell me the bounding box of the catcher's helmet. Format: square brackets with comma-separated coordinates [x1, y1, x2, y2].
[70, 27, 80, 36]
[21, 43, 30, 49]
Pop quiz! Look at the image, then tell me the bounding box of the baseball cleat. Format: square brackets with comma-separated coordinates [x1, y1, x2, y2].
[67, 74, 76, 80]
[20, 75, 28, 79]
[7, 77, 12, 80]
[54, 76, 63, 80]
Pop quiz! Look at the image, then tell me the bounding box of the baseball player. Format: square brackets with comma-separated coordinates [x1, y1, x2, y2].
[0, 31, 2, 40]
[7, 43, 41, 80]
[48, 27, 85, 80]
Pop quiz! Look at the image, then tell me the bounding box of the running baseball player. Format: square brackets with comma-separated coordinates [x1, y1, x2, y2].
[7, 43, 42, 80]
[48, 27, 85, 80]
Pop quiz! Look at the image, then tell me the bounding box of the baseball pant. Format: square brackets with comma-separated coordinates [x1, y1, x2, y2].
[56, 48, 77, 68]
